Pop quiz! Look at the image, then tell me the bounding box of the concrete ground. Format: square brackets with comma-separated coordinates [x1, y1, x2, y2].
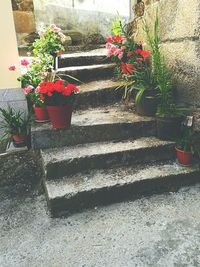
[1, 180, 200, 267]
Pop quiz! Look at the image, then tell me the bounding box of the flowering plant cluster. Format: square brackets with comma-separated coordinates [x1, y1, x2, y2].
[32, 24, 66, 57]
[37, 80, 79, 106]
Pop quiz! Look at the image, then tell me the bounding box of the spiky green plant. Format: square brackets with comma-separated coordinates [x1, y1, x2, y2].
[144, 12, 177, 117]
[0, 107, 30, 144]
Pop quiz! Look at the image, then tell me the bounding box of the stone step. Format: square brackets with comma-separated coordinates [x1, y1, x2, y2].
[58, 48, 109, 68]
[75, 79, 123, 110]
[41, 137, 175, 180]
[31, 105, 156, 149]
[57, 63, 115, 82]
[44, 161, 200, 216]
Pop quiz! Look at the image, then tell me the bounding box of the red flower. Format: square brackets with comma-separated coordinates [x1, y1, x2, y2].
[136, 57, 143, 62]
[135, 49, 151, 58]
[121, 62, 134, 75]
[67, 84, 79, 93]
[106, 36, 123, 44]
[127, 53, 133, 58]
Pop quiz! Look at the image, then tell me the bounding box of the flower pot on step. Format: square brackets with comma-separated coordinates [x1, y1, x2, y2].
[34, 105, 49, 122]
[136, 90, 159, 116]
[12, 134, 26, 147]
[175, 147, 193, 166]
[47, 105, 73, 129]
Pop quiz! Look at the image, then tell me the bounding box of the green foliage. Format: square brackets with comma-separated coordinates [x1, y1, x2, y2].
[32, 27, 65, 57]
[144, 12, 177, 117]
[176, 127, 200, 157]
[0, 107, 31, 144]
[112, 16, 123, 36]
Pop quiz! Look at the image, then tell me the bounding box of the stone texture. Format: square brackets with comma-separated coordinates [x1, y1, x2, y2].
[45, 161, 200, 216]
[58, 63, 115, 82]
[133, 0, 200, 107]
[31, 104, 156, 149]
[63, 30, 83, 45]
[0, 150, 42, 187]
[12, 0, 34, 11]
[1, 182, 200, 266]
[13, 11, 36, 33]
[58, 48, 108, 68]
[41, 137, 175, 179]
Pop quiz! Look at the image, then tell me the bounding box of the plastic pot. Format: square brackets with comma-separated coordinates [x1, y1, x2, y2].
[136, 90, 159, 116]
[34, 105, 49, 122]
[12, 134, 26, 147]
[175, 147, 193, 166]
[46, 105, 73, 129]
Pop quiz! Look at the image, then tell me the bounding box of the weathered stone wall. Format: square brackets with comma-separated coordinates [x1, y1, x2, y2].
[11, 0, 36, 45]
[131, 0, 200, 109]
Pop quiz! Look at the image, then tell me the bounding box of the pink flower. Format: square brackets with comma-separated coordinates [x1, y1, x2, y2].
[118, 52, 123, 60]
[35, 87, 40, 93]
[23, 85, 34, 95]
[8, 65, 16, 71]
[21, 59, 30, 67]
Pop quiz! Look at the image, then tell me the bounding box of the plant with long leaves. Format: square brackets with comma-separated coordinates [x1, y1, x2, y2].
[144, 13, 178, 117]
[0, 107, 31, 144]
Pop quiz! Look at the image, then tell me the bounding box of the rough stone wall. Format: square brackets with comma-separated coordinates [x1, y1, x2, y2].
[11, 0, 36, 46]
[131, 0, 200, 109]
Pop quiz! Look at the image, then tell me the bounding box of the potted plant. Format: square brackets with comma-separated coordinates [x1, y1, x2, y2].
[144, 13, 183, 139]
[107, 17, 159, 116]
[23, 85, 49, 122]
[37, 80, 79, 129]
[0, 107, 30, 147]
[176, 127, 200, 166]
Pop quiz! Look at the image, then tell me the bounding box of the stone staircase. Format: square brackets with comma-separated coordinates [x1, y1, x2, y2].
[31, 48, 200, 216]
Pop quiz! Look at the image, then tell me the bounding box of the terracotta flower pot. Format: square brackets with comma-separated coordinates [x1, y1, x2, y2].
[12, 134, 25, 143]
[12, 134, 26, 147]
[46, 105, 73, 129]
[175, 147, 193, 166]
[34, 105, 49, 122]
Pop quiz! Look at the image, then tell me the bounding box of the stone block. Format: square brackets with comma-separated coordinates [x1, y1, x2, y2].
[140, 0, 199, 41]
[12, 0, 34, 11]
[63, 36, 72, 49]
[63, 30, 83, 45]
[13, 11, 36, 33]
[160, 41, 200, 106]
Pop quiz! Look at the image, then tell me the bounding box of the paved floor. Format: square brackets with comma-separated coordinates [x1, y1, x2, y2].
[1, 181, 200, 267]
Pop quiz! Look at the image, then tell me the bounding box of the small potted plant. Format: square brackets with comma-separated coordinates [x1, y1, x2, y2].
[176, 128, 200, 166]
[23, 85, 49, 122]
[37, 80, 79, 129]
[0, 107, 30, 147]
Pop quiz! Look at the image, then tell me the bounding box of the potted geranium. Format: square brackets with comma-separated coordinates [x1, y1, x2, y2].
[23, 85, 49, 122]
[176, 127, 200, 166]
[37, 80, 79, 129]
[0, 107, 30, 147]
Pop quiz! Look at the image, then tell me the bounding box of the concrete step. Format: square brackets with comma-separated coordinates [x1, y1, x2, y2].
[41, 137, 175, 180]
[44, 161, 200, 216]
[57, 63, 115, 82]
[75, 79, 123, 110]
[31, 104, 156, 149]
[58, 48, 109, 68]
